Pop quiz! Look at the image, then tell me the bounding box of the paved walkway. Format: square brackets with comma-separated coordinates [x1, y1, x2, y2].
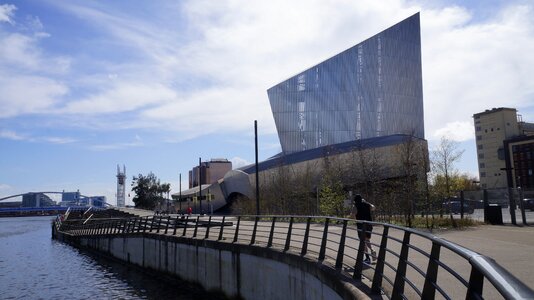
[434, 224, 534, 289]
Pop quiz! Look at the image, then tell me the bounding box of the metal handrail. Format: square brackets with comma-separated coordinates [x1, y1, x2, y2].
[55, 214, 534, 299]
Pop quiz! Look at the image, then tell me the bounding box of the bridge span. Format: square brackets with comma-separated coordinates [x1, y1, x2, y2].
[53, 212, 534, 299]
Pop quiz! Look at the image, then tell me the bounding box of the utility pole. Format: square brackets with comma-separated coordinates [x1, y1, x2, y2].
[179, 173, 182, 213]
[501, 167, 516, 225]
[199, 157, 203, 215]
[255, 120, 260, 215]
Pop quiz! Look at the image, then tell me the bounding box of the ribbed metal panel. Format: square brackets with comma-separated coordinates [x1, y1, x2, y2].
[267, 13, 424, 154]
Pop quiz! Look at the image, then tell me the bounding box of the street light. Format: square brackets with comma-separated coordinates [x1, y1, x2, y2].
[500, 167, 517, 225]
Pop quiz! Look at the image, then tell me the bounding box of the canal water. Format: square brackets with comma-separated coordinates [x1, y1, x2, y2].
[0, 216, 226, 299]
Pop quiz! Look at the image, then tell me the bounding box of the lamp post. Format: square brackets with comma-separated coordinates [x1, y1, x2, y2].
[500, 167, 516, 225]
[179, 173, 182, 213]
[517, 176, 527, 225]
[199, 157, 203, 215]
[254, 120, 260, 216]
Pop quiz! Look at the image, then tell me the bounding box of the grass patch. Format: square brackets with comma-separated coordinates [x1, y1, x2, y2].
[384, 215, 483, 230]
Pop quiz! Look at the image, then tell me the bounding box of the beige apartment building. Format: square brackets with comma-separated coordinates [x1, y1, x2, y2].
[473, 108, 534, 189]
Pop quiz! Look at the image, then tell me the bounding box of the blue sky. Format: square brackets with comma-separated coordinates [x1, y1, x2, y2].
[1, 0, 533, 205]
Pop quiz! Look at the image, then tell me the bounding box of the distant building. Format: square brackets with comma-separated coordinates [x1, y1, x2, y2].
[504, 136, 534, 189]
[22, 193, 55, 207]
[81, 196, 107, 207]
[473, 107, 534, 189]
[189, 159, 232, 188]
[60, 191, 81, 206]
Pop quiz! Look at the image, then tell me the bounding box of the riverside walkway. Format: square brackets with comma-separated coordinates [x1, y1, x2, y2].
[54, 212, 534, 299]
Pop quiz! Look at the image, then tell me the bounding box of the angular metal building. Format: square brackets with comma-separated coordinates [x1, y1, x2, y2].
[267, 13, 424, 154]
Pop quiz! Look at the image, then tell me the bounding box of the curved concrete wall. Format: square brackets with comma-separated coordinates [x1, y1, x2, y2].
[56, 232, 368, 300]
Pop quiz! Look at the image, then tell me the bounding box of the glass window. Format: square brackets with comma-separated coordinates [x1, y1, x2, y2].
[477, 135, 482, 141]
[497, 148, 505, 160]
[479, 163, 485, 168]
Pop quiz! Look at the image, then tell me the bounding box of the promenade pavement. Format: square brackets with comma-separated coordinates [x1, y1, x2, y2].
[434, 224, 534, 289]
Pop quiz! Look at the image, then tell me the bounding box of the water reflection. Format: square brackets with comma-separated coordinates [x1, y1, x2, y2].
[0, 216, 226, 300]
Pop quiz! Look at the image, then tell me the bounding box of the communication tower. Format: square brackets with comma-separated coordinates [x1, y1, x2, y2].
[116, 165, 126, 207]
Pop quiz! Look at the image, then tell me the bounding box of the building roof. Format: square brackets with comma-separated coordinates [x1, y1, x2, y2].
[473, 107, 517, 118]
[239, 134, 425, 174]
[171, 184, 212, 198]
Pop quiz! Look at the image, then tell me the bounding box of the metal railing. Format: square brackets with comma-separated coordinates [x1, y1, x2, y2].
[54, 215, 533, 299]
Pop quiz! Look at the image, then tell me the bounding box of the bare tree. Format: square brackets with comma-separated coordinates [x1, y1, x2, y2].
[431, 137, 465, 217]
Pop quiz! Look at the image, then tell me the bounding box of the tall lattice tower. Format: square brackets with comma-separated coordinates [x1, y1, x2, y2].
[116, 165, 126, 207]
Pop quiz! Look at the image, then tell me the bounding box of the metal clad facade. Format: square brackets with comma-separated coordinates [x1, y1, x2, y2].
[267, 13, 424, 154]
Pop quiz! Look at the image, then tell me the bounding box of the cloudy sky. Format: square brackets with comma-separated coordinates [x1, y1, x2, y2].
[1, 0, 533, 204]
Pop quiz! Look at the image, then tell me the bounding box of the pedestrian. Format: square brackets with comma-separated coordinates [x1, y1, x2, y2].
[351, 194, 376, 265]
[187, 206, 192, 215]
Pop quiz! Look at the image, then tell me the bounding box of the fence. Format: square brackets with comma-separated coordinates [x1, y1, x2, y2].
[457, 188, 534, 225]
[54, 215, 533, 300]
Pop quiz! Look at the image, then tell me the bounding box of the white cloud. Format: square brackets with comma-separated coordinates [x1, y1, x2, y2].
[61, 82, 176, 115]
[89, 135, 142, 151]
[42, 137, 77, 144]
[230, 156, 251, 169]
[0, 129, 76, 144]
[422, 4, 534, 141]
[0, 75, 67, 118]
[2, 0, 534, 148]
[0, 4, 16, 24]
[433, 121, 474, 142]
[0, 129, 25, 140]
[0, 183, 11, 190]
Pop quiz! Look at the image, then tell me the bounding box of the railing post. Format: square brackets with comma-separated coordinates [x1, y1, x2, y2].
[267, 217, 277, 248]
[467, 266, 484, 299]
[127, 219, 132, 233]
[284, 217, 294, 252]
[371, 226, 389, 292]
[205, 216, 212, 239]
[182, 216, 189, 236]
[122, 219, 128, 234]
[139, 216, 148, 233]
[156, 216, 162, 233]
[173, 216, 179, 236]
[483, 189, 489, 223]
[218, 216, 226, 241]
[300, 217, 311, 256]
[149, 216, 155, 233]
[136, 217, 141, 233]
[392, 231, 411, 300]
[335, 219, 348, 269]
[354, 222, 367, 280]
[164, 216, 171, 234]
[233, 216, 241, 243]
[318, 218, 330, 261]
[422, 242, 441, 299]
[251, 216, 259, 245]
[193, 216, 199, 238]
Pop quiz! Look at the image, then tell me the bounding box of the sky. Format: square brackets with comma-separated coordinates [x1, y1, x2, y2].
[1, 0, 533, 205]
